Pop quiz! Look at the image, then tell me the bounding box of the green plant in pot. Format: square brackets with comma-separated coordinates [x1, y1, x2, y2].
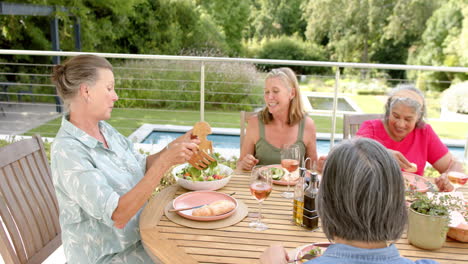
[408, 192, 465, 250]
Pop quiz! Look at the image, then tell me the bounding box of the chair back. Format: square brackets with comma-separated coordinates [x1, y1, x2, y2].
[0, 135, 61, 264]
[240, 111, 256, 148]
[343, 113, 383, 140]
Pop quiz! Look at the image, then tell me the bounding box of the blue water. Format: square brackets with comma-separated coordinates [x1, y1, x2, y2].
[142, 131, 465, 160]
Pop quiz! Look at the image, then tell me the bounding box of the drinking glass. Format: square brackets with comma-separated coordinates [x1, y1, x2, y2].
[280, 144, 300, 199]
[446, 158, 468, 190]
[249, 165, 272, 231]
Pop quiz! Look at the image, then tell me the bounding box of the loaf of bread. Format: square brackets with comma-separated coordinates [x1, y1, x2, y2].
[192, 200, 236, 217]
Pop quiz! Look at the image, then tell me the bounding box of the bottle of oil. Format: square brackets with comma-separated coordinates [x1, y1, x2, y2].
[292, 168, 306, 226]
[303, 171, 319, 230]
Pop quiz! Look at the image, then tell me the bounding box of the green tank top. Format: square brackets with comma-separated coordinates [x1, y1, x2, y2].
[255, 117, 307, 165]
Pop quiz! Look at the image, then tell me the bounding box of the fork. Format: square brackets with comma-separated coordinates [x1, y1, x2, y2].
[188, 149, 216, 170]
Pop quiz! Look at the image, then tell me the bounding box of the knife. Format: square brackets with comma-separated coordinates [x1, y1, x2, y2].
[169, 192, 236, 212]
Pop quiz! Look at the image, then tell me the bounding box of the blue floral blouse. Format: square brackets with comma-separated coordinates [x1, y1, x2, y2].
[51, 115, 154, 263]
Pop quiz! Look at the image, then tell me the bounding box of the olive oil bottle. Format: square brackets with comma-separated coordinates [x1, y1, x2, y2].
[292, 168, 306, 226]
[303, 171, 319, 230]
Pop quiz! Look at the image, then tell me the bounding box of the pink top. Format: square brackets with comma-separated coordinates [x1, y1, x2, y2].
[356, 119, 448, 175]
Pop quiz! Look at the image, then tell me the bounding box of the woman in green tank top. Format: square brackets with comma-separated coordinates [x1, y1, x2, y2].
[237, 67, 318, 171]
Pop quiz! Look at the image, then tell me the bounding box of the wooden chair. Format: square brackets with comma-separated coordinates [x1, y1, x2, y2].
[239, 111, 256, 148]
[343, 113, 383, 140]
[0, 135, 62, 264]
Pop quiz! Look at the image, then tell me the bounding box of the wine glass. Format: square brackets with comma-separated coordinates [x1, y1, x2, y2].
[446, 158, 468, 191]
[249, 165, 272, 231]
[280, 144, 300, 199]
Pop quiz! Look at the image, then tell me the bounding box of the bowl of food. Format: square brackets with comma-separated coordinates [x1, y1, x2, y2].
[172, 162, 233, 191]
[402, 172, 435, 193]
[294, 242, 330, 263]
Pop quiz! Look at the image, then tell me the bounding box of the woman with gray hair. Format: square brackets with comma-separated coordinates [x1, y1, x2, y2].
[260, 138, 438, 264]
[356, 85, 455, 191]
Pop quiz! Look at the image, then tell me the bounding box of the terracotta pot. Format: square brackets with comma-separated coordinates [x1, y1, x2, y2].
[408, 208, 448, 250]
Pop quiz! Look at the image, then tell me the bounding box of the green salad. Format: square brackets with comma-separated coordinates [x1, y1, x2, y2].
[270, 167, 285, 180]
[176, 160, 228, 181]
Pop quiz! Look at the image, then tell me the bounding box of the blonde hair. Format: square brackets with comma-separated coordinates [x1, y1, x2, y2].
[51, 55, 113, 110]
[260, 67, 305, 125]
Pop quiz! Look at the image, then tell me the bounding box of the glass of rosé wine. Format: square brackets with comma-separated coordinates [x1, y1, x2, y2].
[280, 144, 300, 199]
[249, 165, 272, 231]
[445, 157, 468, 191]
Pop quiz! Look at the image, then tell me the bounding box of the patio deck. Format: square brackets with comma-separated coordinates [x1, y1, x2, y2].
[140, 171, 468, 264]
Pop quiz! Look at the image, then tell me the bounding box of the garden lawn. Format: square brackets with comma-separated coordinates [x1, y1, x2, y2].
[26, 108, 343, 138]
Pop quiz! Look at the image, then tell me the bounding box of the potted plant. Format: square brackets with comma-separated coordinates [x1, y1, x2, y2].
[407, 192, 465, 250]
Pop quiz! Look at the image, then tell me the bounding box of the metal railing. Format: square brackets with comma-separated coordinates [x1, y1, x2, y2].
[1, 49, 467, 150]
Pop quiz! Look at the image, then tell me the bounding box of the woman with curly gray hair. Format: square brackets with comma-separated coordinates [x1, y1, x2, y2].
[357, 85, 457, 191]
[260, 138, 439, 264]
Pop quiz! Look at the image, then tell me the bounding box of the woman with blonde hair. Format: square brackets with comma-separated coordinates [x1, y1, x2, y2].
[237, 67, 317, 171]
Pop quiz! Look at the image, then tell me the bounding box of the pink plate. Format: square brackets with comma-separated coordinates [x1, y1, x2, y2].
[402, 172, 435, 193]
[294, 242, 331, 263]
[264, 164, 298, 186]
[172, 191, 238, 221]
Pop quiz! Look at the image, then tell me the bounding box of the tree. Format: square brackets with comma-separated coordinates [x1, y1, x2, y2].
[197, 0, 250, 55]
[304, 0, 394, 63]
[248, 0, 307, 40]
[407, 0, 467, 91]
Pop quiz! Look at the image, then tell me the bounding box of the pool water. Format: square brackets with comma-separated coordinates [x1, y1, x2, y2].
[308, 97, 356, 112]
[143, 131, 239, 150]
[142, 131, 465, 160]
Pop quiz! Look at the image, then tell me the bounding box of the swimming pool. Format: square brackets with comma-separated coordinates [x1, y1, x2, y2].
[141, 130, 465, 161]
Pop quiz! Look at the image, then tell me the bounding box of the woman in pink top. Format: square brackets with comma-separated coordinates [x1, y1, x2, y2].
[356, 85, 455, 191]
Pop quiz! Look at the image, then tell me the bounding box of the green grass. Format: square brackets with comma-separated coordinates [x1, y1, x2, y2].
[26, 108, 342, 137]
[25, 94, 466, 140]
[350, 95, 385, 113]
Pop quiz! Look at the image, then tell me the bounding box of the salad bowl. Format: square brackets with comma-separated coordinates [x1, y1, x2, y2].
[172, 163, 233, 191]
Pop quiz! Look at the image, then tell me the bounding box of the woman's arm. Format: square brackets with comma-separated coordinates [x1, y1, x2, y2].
[112, 140, 199, 228]
[260, 244, 289, 264]
[303, 117, 318, 169]
[237, 116, 259, 171]
[433, 152, 456, 192]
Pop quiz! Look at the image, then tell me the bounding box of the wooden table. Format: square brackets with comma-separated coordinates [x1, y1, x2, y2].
[140, 172, 468, 264]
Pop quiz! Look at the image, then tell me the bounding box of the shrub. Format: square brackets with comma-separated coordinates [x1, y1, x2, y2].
[254, 35, 330, 75]
[441, 81, 468, 114]
[112, 56, 264, 112]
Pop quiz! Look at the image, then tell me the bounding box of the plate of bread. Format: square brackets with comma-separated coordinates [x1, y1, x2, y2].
[172, 191, 238, 221]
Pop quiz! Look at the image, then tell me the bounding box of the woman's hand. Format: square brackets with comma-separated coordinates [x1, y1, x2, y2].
[317, 155, 327, 173]
[389, 150, 413, 171]
[237, 154, 259, 171]
[163, 142, 200, 167]
[260, 244, 289, 264]
[435, 174, 455, 192]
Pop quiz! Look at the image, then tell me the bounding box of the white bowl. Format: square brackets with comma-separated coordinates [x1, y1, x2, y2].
[172, 164, 233, 191]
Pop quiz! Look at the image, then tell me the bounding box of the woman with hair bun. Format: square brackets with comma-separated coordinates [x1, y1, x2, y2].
[51, 55, 198, 263]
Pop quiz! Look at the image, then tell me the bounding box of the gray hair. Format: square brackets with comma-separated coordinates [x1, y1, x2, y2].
[51, 55, 113, 111]
[317, 138, 407, 242]
[384, 85, 426, 128]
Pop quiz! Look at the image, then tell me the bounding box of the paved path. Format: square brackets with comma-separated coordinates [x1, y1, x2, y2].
[0, 102, 60, 135]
